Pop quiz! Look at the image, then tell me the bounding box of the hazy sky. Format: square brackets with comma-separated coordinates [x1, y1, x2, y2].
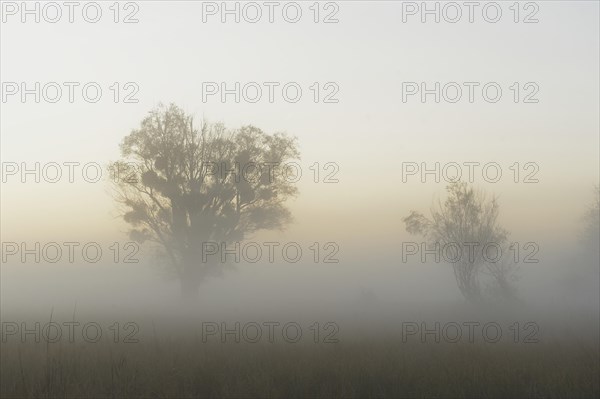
[1, 0, 598, 258]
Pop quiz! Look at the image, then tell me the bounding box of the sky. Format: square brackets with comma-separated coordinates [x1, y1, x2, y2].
[1, 1, 598, 316]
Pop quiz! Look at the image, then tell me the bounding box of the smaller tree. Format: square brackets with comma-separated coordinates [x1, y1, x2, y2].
[403, 182, 518, 303]
[581, 185, 599, 266]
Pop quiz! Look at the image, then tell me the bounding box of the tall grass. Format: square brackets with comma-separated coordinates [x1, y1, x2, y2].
[1, 334, 598, 398]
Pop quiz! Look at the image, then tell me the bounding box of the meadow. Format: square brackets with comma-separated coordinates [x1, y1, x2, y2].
[1, 323, 598, 398]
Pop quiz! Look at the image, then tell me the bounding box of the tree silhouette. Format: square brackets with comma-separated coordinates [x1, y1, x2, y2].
[581, 185, 599, 265]
[110, 104, 299, 298]
[403, 182, 518, 303]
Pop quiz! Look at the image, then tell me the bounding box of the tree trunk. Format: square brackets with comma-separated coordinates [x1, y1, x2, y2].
[178, 248, 223, 300]
[180, 255, 202, 300]
[180, 274, 201, 300]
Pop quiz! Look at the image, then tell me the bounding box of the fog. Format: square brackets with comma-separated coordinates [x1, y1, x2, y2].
[1, 1, 598, 397]
[2, 238, 598, 341]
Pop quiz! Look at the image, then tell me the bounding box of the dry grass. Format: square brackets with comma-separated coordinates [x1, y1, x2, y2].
[1, 334, 598, 398]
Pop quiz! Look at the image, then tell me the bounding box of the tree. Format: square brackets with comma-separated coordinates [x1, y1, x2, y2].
[110, 104, 300, 298]
[581, 185, 599, 265]
[403, 182, 518, 303]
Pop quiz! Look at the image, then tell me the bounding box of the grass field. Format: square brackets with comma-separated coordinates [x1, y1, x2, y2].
[1, 331, 598, 398]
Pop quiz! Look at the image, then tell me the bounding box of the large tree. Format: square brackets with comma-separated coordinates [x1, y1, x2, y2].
[403, 182, 518, 303]
[110, 104, 300, 298]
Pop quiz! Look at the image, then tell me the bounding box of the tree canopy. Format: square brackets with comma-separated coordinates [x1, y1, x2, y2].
[110, 104, 300, 296]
